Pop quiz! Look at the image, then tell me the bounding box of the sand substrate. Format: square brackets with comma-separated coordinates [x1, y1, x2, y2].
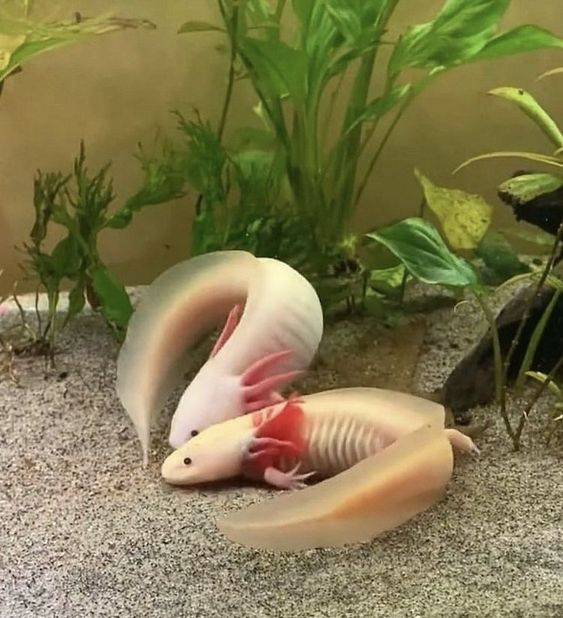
[1, 294, 562, 618]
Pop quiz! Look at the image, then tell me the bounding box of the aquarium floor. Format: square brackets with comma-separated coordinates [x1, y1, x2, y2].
[1, 297, 562, 618]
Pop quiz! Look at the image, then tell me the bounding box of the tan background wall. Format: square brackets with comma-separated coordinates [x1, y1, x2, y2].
[1, 0, 562, 294]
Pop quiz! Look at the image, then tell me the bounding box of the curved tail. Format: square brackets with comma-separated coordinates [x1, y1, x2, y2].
[217, 425, 454, 551]
[116, 251, 258, 465]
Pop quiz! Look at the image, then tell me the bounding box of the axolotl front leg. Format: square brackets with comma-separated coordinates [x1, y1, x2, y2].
[169, 307, 306, 447]
[213, 305, 305, 411]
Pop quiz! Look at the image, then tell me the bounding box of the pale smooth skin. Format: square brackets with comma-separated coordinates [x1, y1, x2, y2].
[116, 251, 323, 465]
[161, 387, 478, 550]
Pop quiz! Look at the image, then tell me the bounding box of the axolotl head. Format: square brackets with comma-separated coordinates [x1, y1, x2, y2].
[168, 363, 243, 449]
[161, 417, 252, 485]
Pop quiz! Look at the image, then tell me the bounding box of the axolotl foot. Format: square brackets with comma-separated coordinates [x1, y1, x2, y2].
[264, 463, 316, 491]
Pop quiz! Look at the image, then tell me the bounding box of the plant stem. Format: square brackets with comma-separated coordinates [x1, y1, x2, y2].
[473, 289, 516, 443]
[514, 354, 563, 449]
[194, 0, 239, 217]
[504, 223, 563, 407]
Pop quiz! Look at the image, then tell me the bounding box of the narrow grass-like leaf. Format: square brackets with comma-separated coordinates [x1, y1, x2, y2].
[178, 21, 224, 34]
[515, 288, 561, 393]
[454, 151, 563, 174]
[488, 87, 563, 148]
[538, 66, 563, 80]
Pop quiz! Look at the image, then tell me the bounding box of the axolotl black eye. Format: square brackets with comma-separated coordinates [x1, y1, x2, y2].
[183, 457, 192, 466]
[190, 430, 199, 437]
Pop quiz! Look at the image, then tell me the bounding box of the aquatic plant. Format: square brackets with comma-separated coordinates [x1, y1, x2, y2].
[0, 1, 154, 93]
[19, 140, 189, 359]
[366, 216, 562, 450]
[177, 0, 563, 309]
[414, 170, 529, 284]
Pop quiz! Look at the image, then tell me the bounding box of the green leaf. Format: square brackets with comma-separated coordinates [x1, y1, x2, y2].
[538, 66, 563, 80]
[347, 83, 412, 132]
[498, 173, 563, 205]
[414, 169, 491, 250]
[50, 235, 82, 277]
[369, 264, 407, 298]
[64, 275, 86, 325]
[90, 265, 133, 331]
[292, 0, 315, 26]
[388, 0, 511, 78]
[366, 217, 478, 288]
[239, 36, 307, 101]
[470, 26, 563, 63]
[525, 371, 563, 399]
[515, 288, 561, 393]
[454, 151, 563, 173]
[0, 14, 155, 82]
[488, 87, 563, 148]
[178, 21, 224, 34]
[108, 141, 189, 229]
[499, 226, 556, 248]
[475, 229, 529, 282]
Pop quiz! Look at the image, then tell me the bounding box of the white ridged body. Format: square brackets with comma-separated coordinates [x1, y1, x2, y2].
[275, 388, 444, 479]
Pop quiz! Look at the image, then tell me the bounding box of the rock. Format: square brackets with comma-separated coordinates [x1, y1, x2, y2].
[441, 280, 563, 421]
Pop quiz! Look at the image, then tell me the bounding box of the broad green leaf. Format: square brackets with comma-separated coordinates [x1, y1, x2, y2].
[488, 87, 563, 148]
[366, 217, 478, 288]
[50, 236, 82, 277]
[454, 151, 563, 173]
[475, 229, 529, 282]
[323, 0, 364, 45]
[369, 264, 407, 298]
[292, 0, 315, 26]
[0, 15, 155, 83]
[538, 66, 563, 80]
[239, 37, 307, 101]
[388, 0, 511, 78]
[498, 173, 563, 205]
[178, 21, 224, 34]
[470, 26, 563, 63]
[90, 265, 133, 331]
[415, 169, 491, 250]
[347, 83, 412, 132]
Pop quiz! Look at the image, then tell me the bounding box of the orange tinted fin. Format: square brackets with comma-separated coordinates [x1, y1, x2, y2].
[218, 425, 454, 551]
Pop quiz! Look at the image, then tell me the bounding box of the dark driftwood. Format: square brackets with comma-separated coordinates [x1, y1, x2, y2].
[441, 169, 563, 422]
[441, 284, 563, 422]
[498, 171, 563, 236]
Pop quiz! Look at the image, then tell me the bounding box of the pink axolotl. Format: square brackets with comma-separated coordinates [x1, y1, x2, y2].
[116, 251, 323, 465]
[161, 387, 478, 551]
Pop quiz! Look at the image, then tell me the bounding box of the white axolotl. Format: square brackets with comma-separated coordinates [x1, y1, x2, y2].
[116, 251, 323, 465]
[161, 387, 478, 552]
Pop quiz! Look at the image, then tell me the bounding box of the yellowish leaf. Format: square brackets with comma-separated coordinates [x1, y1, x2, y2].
[414, 169, 492, 250]
[0, 33, 25, 70]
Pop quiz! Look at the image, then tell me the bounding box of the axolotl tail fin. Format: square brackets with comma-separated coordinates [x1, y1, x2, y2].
[217, 425, 454, 551]
[116, 251, 258, 465]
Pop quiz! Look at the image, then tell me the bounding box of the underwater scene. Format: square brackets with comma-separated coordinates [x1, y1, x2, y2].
[1, 1, 563, 616]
